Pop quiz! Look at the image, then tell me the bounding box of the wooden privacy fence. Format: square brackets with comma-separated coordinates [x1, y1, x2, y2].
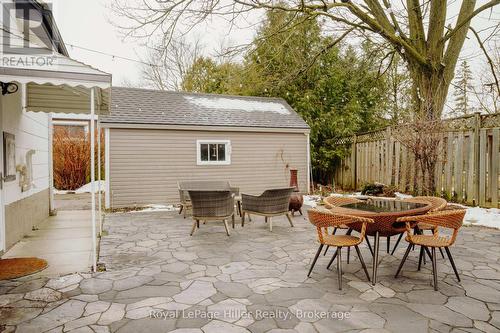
[333, 112, 500, 208]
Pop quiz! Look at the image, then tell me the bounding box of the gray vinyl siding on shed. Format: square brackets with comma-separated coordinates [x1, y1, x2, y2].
[108, 128, 308, 208]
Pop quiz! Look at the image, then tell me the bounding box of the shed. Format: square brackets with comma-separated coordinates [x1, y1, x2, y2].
[100, 87, 311, 209]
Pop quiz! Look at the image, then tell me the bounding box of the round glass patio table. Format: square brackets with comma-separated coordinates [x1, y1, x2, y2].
[329, 198, 432, 285]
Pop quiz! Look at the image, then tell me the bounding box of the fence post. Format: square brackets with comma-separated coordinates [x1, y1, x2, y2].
[351, 134, 357, 190]
[473, 112, 481, 206]
[386, 127, 392, 186]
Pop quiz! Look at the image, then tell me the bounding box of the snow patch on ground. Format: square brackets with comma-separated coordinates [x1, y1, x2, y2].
[54, 180, 107, 194]
[130, 204, 178, 213]
[464, 207, 500, 229]
[184, 96, 290, 114]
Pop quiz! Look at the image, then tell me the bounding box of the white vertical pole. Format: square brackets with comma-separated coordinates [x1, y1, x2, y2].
[306, 132, 311, 194]
[97, 121, 102, 235]
[90, 88, 97, 272]
[48, 114, 55, 214]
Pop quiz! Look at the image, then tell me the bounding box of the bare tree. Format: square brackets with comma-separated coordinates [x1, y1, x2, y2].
[110, 0, 499, 119]
[393, 112, 445, 195]
[141, 37, 203, 90]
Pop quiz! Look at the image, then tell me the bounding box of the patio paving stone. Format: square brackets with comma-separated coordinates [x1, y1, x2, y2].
[1, 209, 499, 332]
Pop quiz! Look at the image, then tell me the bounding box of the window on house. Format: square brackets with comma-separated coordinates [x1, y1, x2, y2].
[197, 140, 231, 165]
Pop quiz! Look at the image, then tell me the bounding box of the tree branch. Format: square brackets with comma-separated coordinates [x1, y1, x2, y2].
[443, 0, 500, 42]
[469, 26, 500, 97]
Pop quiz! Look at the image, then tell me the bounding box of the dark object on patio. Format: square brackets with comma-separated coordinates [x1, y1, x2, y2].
[307, 208, 373, 290]
[394, 209, 466, 291]
[241, 187, 295, 232]
[361, 182, 396, 197]
[0, 257, 48, 280]
[288, 169, 303, 215]
[187, 190, 235, 236]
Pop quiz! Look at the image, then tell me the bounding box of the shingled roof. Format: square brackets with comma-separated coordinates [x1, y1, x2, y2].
[100, 87, 309, 130]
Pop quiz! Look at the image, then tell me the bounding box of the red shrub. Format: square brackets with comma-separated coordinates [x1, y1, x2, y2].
[53, 126, 104, 191]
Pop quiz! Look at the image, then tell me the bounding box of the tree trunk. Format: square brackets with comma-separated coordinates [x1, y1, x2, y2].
[410, 63, 448, 120]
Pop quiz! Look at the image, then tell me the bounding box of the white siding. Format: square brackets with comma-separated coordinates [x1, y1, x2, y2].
[109, 128, 308, 208]
[2, 90, 50, 205]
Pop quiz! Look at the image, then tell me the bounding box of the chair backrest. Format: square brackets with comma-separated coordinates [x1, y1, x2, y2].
[187, 190, 234, 218]
[307, 208, 373, 243]
[178, 180, 231, 191]
[258, 187, 295, 214]
[323, 196, 361, 208]
[178, 181, 231, 204]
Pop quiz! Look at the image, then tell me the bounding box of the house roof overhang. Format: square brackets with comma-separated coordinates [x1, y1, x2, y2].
[1, 34, 111, 114]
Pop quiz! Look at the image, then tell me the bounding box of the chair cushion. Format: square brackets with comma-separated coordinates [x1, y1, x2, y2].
[406, 234, 450, 247]
[417, 222, 437, 231]
[323, 234, 362, 247]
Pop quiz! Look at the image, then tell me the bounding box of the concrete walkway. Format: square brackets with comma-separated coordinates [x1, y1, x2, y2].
[2, 210, 93, 276]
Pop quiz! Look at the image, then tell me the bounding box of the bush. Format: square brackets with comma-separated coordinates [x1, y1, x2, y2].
[53, 126, 104, 190]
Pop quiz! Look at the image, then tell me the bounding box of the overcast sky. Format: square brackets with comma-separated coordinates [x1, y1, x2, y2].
[53, 0, 499, 101]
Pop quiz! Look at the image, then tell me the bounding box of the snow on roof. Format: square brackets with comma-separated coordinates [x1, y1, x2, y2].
[184, 96, 290, 115]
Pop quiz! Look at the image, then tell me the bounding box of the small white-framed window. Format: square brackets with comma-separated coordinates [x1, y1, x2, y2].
[196, 140, 231, 165]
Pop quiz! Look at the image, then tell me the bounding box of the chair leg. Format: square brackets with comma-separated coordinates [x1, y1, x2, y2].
[179, 205, 183, 214]
[308, 244, 324, 277]
[269, 217, 272, 232]
[286, 213, 294, 227]
[355, 245, 370, 282]
[386, 236, 390, 253]
[323, 228, 337, 256]
[238, 201, 242, 216]
[395, 243, 412, 278]
[265, 216, 268, 223]
[439, 247, 445, 259]
[327, 248, 338, 270]
[196, 220, 200, 229]
[365, 235, 374, 256]
[248, 214, 252, 222]
[431, 247, 438, 291]
[223, 219, 230, 236]
[390, 233, 404, 255]
[372, 231, 380, 285]
[418, 246, 424, 271]
[241, 212, 245, 227]
[232, 214, 235, 229]
[337, 247, 343, 290]
[190, 221, 197, 236]
[346, 229, 353, 263]
[445, 247, 461, 282]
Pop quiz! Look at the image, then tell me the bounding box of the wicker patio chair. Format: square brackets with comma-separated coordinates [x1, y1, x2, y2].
[241, 187, 295, 232]
[187, 190, 235, 236]
[394, 209, 466, 290]
[307, 208, 373, 289]
[178, 181, 234, 218]
[322, 196, 364, 258]
[391, 196, 448, 255]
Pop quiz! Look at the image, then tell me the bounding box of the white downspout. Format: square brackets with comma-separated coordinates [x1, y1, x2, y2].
[104, 127, 110, 209]
[90, 88, 97, 272]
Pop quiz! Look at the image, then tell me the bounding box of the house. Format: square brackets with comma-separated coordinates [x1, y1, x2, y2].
[100, 87, 311, 209]
[0, 0, 110, 270]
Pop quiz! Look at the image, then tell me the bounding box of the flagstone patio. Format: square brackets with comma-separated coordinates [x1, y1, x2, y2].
[1, 209, 499, 333]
